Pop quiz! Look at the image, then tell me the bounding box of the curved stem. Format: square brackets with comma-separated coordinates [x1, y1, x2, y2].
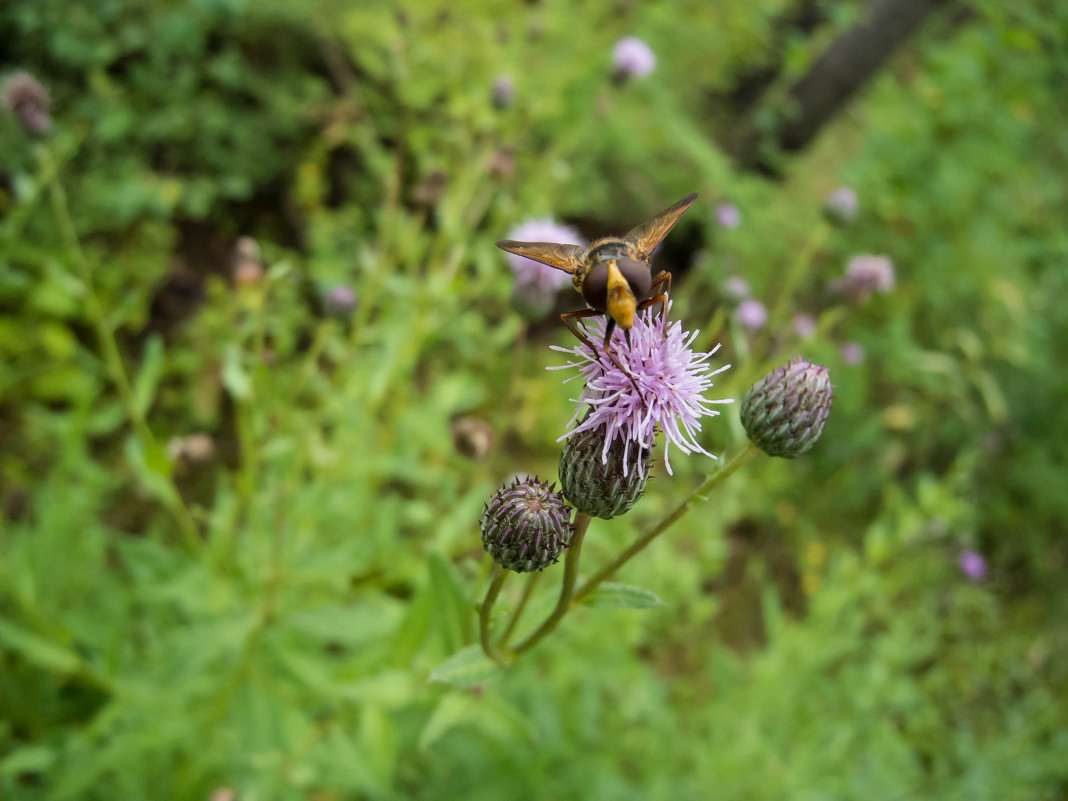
[512, 511, 592, 656]
[497, 570, 542, 648]
[479, 566, 511, 664]
[574, 443, 759, 604]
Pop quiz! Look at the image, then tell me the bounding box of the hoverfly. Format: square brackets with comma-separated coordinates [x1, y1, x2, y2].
[496, 192, 698, 378]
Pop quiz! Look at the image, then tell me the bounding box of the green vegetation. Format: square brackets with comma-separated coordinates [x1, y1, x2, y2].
[1, 1, 1066, 799]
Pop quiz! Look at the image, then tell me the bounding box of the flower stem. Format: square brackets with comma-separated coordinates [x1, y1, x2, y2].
[40, 145, 202, 555]
[479, 566, 511, 665]
[573, 443, 759, 604]
[497, 570, 542, 648]
[511, 511, 592, 656]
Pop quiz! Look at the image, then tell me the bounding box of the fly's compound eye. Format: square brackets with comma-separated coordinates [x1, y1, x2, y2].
[616, 258, 652, 302]
[582, 263, 610, 311]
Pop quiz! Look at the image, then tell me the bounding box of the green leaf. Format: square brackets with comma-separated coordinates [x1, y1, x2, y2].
[428, 552, 473, 652]
[428, 645, 501, 688]
[0, 618, 80, 674]
[222, 343, 252, 399]
[0, 745, 57, 777]
[133, 333, 165, 416]
[581, 582, 664, 610]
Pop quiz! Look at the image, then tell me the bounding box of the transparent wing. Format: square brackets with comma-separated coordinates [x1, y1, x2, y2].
[494, 241, 585, 274]
[623, 192, 699, 259]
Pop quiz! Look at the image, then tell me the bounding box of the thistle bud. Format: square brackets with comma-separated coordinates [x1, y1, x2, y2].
[323, 284, 358, 318]
[559, 426, 650, 519]
[480, 477, 574, 572]
[2, 71, 52, 135]
[741, 360, 832, 458]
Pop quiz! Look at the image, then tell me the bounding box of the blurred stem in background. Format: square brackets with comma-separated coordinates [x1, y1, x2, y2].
[38, 144, 203, 556]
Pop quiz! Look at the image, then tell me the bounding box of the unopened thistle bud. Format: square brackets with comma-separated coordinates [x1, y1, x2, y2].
[2, 71, 52, 135]
[559, 426, 650, 519]
[741, 359, 832, 458]
[480, 477, 574, 572]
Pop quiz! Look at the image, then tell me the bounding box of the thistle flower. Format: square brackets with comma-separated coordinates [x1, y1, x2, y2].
[737, 299, 767, 331]
[723, 275, 751, 302]
[823, 186, 858, 225]
[611, 37, 656, 81]
[839, 254, 894, 302]
[559, 424, 650, 519]
[551, 303, 732, 476]
[324, 284, 358, 318]
[715, 203, 741, 229]
[741, 359, 832, 458]
[2, 71, 52, 135]
[958, 550, 987, 582]
[480, 477, 574, 572]
[505, 217, 584, 318]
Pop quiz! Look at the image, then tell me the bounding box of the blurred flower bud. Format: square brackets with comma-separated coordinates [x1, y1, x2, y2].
[715, 203, 741, 229]
[793, 313, 816, 339]
[232, 236, 263, 287]
[958, 550, 987, 582]
[167, 433, 216, 468]
[510, 282, 556, 320]
[611, 37, 656, 82]
[741, 359, 832, 458]
[736, 298, 767, 331]
[838, 254, 894, 303]
[840, 341, 865, 364]
[491, 75, 515, 109]
[822, 186, 858, 226]
[489, 146, 516, 181]
[559, 425, 650, 519]
[451, 416, 494, 461]
[323, 284, 358, 318]
[480, 477, 574, 572]
[2, 71, 52, 135]
[412, 170, 447, 208]
[722, 275, 750, 302]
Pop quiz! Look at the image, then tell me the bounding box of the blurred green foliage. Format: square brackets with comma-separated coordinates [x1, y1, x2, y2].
[1, 0, 1066, 799]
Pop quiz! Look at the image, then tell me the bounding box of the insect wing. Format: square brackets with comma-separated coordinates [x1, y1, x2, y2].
[623, 192, 699, 259]
[494, 241, 585, 274]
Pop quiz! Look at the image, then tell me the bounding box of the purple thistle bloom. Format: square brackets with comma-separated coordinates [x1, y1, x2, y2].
[823, 186, 858, 224]
[958, 550, 987, 582]
[715, 203, 742, 229]
[550, 303, 732, 476]
[723, 275, 751, 302]
[2, 70, 52, 135]
[504, 218, 584, 294]
[737, 298, 767, 330]
[491, 75, 515, 109]
[612, 37, 656, 80]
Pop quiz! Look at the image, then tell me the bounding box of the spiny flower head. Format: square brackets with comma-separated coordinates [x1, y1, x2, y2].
[741, 359, 832, 458]
[559, 424, 651, 519]
[551, 303, 732, 476]
[612, 37, 656, 80]
[480, 477, 574, 572]
[2, 70, 52, 135]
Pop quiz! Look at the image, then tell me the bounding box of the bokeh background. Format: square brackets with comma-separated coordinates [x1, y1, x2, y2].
[2, 1, 1067, 799]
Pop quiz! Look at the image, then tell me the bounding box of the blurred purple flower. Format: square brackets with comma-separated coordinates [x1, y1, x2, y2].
[2, 70, 52, 135]
[551, 303, 732, 476]
[723, 275, 750, 302]
[840, 254, 894, 302]
[823, 186, 858, 225]
[504, 218, 584, 294]
[612, 37, 656, 80]
[958, 550, 987, 582]
[840, 341, 865, 364]
[324, 284, 358, 317]
[492, 75, 515, 109]
[793, 313, 816, 339]
[715, 203, 742, 229]
[737, 299, 767, 330]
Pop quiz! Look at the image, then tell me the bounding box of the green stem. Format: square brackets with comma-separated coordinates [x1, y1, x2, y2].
[479, 566, 511, 665]
[40, 145, 202, 555]
[497, 570, 542, 648]
[573, 443, 759, 604]
[511, 511, 592, 656]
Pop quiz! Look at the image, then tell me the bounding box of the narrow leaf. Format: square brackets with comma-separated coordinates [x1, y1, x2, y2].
[133, 334, 165, 416]
[428, 645, 500, 688]
[582, 582, 663, 610]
